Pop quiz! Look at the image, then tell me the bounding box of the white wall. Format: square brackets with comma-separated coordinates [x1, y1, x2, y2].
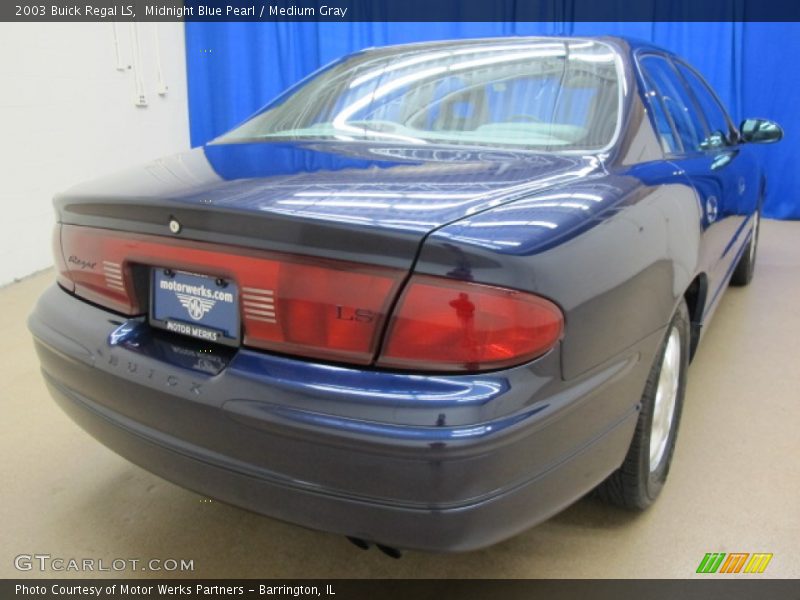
[0, 23, 190, 286]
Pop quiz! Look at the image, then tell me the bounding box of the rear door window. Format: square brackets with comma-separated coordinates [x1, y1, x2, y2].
[639, 54, 709, 154]
[675, 62, 734, 149]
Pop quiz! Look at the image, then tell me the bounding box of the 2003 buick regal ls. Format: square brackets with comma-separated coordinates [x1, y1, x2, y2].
[29, 37, 782, 553]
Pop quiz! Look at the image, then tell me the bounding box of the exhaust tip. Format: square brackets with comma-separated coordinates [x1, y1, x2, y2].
[376, 544, 403, 559]
[346, 536, 371, 551]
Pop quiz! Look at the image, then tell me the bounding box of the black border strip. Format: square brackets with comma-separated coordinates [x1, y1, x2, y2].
[3, 579, 800, 600]
[4, 0, 800, 22]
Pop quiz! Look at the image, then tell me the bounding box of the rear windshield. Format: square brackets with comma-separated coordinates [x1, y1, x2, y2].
[218, 39, 622, 152]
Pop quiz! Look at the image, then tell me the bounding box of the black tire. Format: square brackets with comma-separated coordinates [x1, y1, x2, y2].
[730, 209, 760, 286]
[595, 299, 690, 510]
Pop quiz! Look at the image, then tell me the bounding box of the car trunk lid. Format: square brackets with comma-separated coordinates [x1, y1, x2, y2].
[55, 141, 601, 270]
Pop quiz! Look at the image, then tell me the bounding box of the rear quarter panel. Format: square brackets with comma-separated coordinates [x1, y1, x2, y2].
[415, 162, 703, 380]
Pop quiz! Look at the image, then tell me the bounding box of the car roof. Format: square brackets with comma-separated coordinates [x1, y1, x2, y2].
[355, 35, 673, 60]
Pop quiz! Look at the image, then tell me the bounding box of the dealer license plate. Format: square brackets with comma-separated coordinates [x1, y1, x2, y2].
[150, 269, 240, 346]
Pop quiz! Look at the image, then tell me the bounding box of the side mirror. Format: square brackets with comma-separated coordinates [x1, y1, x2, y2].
[740, 118, 783, 144]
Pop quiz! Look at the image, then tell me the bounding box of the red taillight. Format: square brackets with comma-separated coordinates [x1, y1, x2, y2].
[244, 261, 400, 364]
[52, 224, 74, 293]
[57, 224, 138, 313]
[376, 275, 563, 372]
[54, 224, 563, 372]
[55, 224, 404, 365]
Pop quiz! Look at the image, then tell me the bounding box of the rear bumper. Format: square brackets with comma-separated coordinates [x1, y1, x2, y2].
[29, 284, 655, 552]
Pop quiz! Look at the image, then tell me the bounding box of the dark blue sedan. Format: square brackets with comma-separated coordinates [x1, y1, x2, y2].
[29, 36, 782, 553]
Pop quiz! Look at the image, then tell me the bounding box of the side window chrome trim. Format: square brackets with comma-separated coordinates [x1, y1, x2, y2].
[635, 50, 715, 158]
[672, 59, 739, 145]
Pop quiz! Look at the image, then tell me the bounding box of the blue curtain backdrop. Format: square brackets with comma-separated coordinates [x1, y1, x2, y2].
[185, 21, 799, 219]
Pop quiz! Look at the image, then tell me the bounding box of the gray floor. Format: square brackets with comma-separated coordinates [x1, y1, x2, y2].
[2, 219, 798, 578]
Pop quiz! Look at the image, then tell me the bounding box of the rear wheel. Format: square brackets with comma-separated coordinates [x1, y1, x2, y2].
[595, 299, 690, 509]
[730, 209, 760, 286]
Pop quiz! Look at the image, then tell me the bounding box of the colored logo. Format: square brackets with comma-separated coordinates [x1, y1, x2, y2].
[696, 552, 773, 574]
